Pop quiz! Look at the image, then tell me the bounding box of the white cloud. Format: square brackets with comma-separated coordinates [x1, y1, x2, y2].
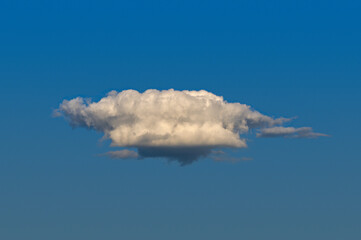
[56, 89, 326, 164]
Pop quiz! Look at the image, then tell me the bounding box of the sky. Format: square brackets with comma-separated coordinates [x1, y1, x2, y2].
[1, 0, 361, 239]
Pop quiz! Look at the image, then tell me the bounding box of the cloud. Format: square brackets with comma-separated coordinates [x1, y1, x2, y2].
[257, 126, 329, 138]
[55, 89, 326, 165]
[210, 150, 253, 163]
[137, 146, 212, 165]
[105, 149, 139, 159]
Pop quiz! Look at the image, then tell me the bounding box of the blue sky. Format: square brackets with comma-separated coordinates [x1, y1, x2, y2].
[1, 1, 361, 239]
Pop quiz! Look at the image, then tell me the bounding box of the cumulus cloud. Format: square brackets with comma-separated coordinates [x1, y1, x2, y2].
[55, 89, 326, 165]
[257, 127, 329, 138]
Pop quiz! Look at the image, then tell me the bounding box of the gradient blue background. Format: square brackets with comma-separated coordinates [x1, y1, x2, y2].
[1, 1, 361, 239]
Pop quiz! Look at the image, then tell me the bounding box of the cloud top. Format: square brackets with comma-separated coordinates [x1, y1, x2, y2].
[56, 89, 326, 164]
